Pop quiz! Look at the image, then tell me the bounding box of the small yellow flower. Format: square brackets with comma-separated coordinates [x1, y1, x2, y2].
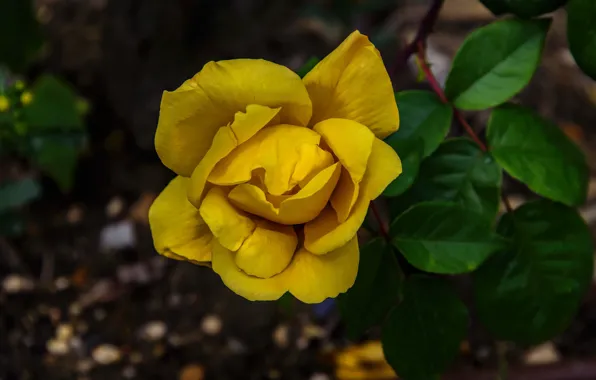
[15, 80, 25, 91]
[149, 31, 402, 303]
[21, 92, 33, 105]
[0, 95, 10, 112]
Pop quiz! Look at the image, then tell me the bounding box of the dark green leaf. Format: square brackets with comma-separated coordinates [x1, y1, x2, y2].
[0, 177, 41, 212]
[382, 275, 468, 380]
[474, 200, 593, 345]
[0, 0, 42, 72]
[383, 138, 423, 197]
[480, 0, 567, 17]
[338, 238, 402, 339]
[31, 137, 80, 192]
[23, 75, 84, 131]
[390, 202, 504, 274]
[487, 104, 589, 206]
[296, 57, 320, 78]
[388, 91, 453, 157]
[0, 210, 25, 236]
[400, 138, 502, 219]
[278, 292, 295, 315]
[567, 0, 596, 80]
[445, 18, 550, 110]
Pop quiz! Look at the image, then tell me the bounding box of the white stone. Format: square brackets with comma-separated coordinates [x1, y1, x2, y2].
[2, 274, 35, 293]
[310, 373, 330, 380]
[99, 220, 136, 251]
[47, 339, 69, 355]
[273, 325, 289, 348]
[92, 344, 121, 365]
[201, 315, 222, 336]
[54, 277, 70, 290]
[56, 324, 74, 341]
[106, 196, 124, 218]
[139, 321, 167, 341]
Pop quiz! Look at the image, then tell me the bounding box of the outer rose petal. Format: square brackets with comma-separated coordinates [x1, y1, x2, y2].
[199, 187, 256, 252]
[148, 176, 212, 264]
[304, 138, 402, 254]
[188, 105, 280, 207]
[156, 59, 312, 176]
[211, 237, 359, 303]
[285, 237, 359, 303]
[303, 31, 399, 138]
[234, 220, 297, 279]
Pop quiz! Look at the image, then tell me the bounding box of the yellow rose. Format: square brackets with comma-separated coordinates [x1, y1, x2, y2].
[149, 31, 402, 303]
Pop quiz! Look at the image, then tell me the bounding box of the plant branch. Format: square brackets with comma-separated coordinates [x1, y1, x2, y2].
[391, 0, 445, 77]
[370, 201, 390, 241]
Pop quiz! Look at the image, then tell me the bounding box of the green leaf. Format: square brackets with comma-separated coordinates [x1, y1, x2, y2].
[444, 18, 550, 110]
[0, 0, 42, 72]
[382, 275, 468, 380]
[383, 138, 423, 197]
[567, 0, 596, 80]
[388, 91, 453, 158]
[480, 0, 567, 17]
[296, 57, 320, 78]
[474, 200, 593, 345]
[390, 202, 504, 274]
[0, 177, 41, 212]
[402, 138, 502, 219]
[487, 104, 589, 206]
[23, 75, 84, 131]
[337, 238, 402, 339]
[31, 137, 80, 192]
[0, 210, 25, 236]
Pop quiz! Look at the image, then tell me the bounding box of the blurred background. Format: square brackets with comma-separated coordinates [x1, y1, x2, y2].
[1, 0, 595, 379]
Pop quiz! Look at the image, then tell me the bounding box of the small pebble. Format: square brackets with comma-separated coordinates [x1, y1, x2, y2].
[47, 339, 69, 355]
[56, 324, 74, 341]
[129, 351, 143, 364]
[66, 205, 84, 224]
[179, 364, 205, 380]
[140, 321, 167, 341]
[93, 308, 107, 321]
[92, 344, 121, 365]
[69, 303, 82, 316]
[310, 373, 330, 380]
[227, 338, 247, 354]
[2, 274, 35, 293]
[201, 315, 222, 336]
[273, 325, 289, 348]
[70, 336, 84, 355]
[99, 220, 136, 251]
[122, 365, 137, 379]
[54, 277, 70, 291]
[76, 359, 94, 373]
[106, 196, 125, 218]
[296, 336, 309, 350]
[168, 293, 182, 307]
[524, 342, 560, 365]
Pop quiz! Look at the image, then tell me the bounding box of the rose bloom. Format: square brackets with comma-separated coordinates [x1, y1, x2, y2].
[149, 31, 401, 303]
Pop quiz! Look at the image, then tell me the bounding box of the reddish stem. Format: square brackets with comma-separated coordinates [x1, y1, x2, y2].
[370, 201, 390, 240]
[415, 41, 487, 151]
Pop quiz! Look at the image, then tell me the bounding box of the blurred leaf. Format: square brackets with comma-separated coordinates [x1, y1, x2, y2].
[296, 57, 320, 78]
[390, 202, 504, 274]
[31, 136, 81, 192]
[567, 0, 596, 80]
[405, 138, 502, 219]
[474, 200, 593, 345]
[479, 0, 567, 17]
[0, 177, 41, 212]
[0, 0, 42, 72]
[487, 104, 589, 206]
[23, 75, 84, 131]
[382, 275, 468, 380]
[388, 91, 453, 158]
[383, 138, 423, 197]
[278, 292, 295, 315]
[445, 19, 550, 110]
[337, 238, 402, 339]
[0, 210, 25, 236]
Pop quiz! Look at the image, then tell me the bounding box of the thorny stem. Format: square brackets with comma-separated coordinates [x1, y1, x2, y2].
[370, 201, 390, 240]
[415, 42, 515, 214]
